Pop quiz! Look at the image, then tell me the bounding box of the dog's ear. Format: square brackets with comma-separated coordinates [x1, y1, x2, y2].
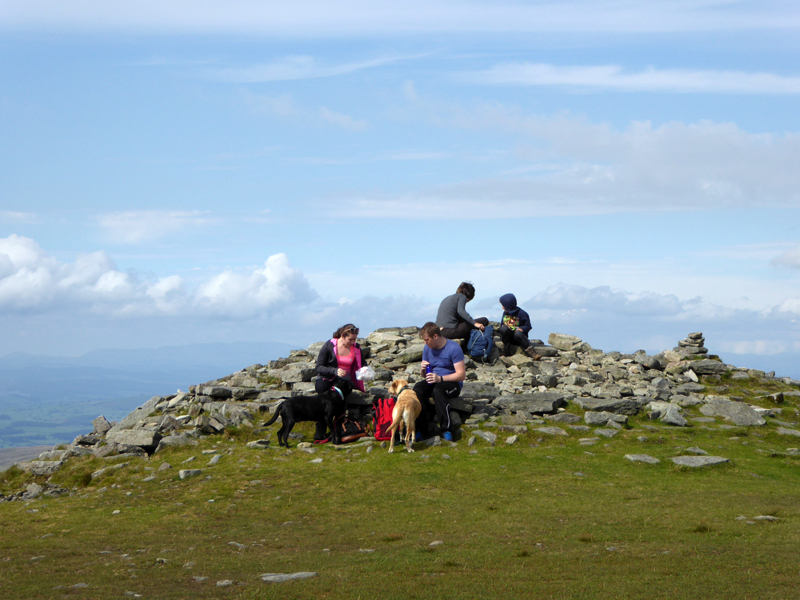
[387, 380, 399, 395]
[343, 379, 353, 396]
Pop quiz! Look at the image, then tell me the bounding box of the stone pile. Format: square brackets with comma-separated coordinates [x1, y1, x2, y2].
[7, 327, 800, 493]
[675, 332, 708, 356]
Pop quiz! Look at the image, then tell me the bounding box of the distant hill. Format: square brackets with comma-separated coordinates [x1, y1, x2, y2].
[0, 341, 298, 449]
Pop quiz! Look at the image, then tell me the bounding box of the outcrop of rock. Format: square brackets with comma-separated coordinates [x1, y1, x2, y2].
[6, 329, 800, 495]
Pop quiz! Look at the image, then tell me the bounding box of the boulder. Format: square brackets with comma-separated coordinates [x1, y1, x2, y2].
[106, 429, 163, 452]
[494, 392, 568, 415]
[29, 460, 64, 476]
[92, 416, 112, 435]
[690, 360, 727, 376]
[699, 399, 766, 426]
[584, 411, 628, 426]
[113, 396, 163, 430]
[548, 333, 582, 351]
[573, 397, 642, 415]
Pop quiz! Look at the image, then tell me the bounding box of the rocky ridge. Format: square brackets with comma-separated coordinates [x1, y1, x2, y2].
[5, 326, 800, 501]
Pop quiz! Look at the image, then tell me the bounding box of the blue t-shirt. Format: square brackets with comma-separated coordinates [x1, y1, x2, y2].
[423, 339, 465, 388]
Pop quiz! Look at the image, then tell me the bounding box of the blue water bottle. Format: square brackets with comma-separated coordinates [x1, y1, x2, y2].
[426, 364, 432, 385]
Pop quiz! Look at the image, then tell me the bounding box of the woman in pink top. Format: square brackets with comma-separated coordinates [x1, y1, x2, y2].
[314, 323, 366, 395]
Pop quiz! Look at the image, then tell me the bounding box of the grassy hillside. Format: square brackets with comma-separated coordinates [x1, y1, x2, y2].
[2, 413, 799, 600]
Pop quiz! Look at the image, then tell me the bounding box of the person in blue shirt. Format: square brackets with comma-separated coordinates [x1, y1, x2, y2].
[499, 293, 539, 359]
[412, 321, 466, 441]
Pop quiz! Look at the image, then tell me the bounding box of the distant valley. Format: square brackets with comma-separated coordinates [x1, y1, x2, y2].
[0, 341, 297, 449]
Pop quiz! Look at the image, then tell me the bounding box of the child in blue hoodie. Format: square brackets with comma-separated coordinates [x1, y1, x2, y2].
[499, 293, 539, 359]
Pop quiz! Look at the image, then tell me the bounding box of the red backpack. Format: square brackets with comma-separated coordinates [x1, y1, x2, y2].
[372, 397, 396, 441]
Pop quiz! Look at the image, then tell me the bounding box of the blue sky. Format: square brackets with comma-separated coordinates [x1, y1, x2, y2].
[1, 1, 800, 373]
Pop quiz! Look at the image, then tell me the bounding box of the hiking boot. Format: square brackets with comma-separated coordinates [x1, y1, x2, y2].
[524, 346, 541, 360]
[443, 431, 453, 442]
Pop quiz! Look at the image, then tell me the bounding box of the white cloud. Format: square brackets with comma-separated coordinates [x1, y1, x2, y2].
[208, 55, 409, 83]
[243, 91, 367, 131]
[244, 92, 299, 117]
[2, 1, 797, 35]
[194, 254, 317, 318]
[773, 297, 800, 315]
[0, 211, 37, 224]
[460, 63, 800, 94]
[771, 244, 800, 269]
[319, 107, 367, 131]
[332, 109, 800, 217]
[97, 210, 214, 244]
[528, 284, 684, 317]
[0, 235, 317, 318]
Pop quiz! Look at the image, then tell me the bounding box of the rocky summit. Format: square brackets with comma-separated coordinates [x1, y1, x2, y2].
[4, 326, 800, 501]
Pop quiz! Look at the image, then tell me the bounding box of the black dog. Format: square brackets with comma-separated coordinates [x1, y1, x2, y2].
[263, 380, 352, 447]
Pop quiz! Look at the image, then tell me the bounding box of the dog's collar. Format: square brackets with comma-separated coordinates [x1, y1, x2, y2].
[391, 385, 411, 399]
[332, 386, 345, 401]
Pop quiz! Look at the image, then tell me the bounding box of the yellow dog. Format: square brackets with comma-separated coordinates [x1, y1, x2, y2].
[386, 379, 422, 453]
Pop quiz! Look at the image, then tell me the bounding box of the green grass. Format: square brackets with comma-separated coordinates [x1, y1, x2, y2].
[2, 419, 800, 599]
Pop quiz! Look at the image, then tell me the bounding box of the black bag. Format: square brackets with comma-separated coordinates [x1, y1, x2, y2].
[334, 415, 367, 444]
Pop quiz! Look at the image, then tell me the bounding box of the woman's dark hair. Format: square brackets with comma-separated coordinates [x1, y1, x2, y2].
[456, 281, 475, 301]
[333, 323, 359, 339]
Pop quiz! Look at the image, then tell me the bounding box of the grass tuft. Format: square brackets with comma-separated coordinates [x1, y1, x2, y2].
[693, 521, 714, 533]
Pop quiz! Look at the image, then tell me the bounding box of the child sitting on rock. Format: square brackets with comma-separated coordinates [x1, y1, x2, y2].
[499, 293, 539, 360]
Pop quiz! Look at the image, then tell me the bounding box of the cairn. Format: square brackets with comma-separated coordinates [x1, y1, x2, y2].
[675, 332, 707, 356]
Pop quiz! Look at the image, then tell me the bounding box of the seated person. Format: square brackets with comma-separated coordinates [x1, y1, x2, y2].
[499, 293, 539, 359]
[435, 281, 489, 340]
[314, 323, 366, 440]
[412, 322, 466, 442]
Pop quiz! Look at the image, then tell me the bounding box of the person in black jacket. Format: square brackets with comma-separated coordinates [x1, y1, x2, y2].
[315, 323, 367, 395]
[499, 293, 539, 359]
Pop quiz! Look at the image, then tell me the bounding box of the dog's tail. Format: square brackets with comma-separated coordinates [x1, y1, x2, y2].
[263, 401, 284, 426]
[386, 406, 404, 438]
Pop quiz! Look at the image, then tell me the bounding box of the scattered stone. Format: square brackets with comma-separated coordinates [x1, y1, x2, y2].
[625, 454, 660, 464]
[179, 469, 203, 480]
[776, 427, 800, 437]
[593, 428, 618, 438]
[473, 431, 497, 445]
[671, 456, 730, 468]
[259, 572, 318, 583]
[534, 427, 569, 437]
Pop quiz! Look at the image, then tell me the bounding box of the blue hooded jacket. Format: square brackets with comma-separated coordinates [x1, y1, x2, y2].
[499, 293, 532, 335]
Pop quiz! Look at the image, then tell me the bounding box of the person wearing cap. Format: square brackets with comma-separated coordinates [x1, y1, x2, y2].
[499, 293, 539, 359]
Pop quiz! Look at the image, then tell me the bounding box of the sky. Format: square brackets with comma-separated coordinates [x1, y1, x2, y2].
[1, 1, 800, 375]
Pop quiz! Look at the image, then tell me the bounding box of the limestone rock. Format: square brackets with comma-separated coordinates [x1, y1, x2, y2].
[106, 429, 163, 452]
[548, 333, 582, 351]
[574, 397, 642, 415]
[671, 456, 730, 467]
[699, 399, 766, 426]
[494, 391, 568, 415]
[92, 416, 112, 434]
[625, 454, 660, 464]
